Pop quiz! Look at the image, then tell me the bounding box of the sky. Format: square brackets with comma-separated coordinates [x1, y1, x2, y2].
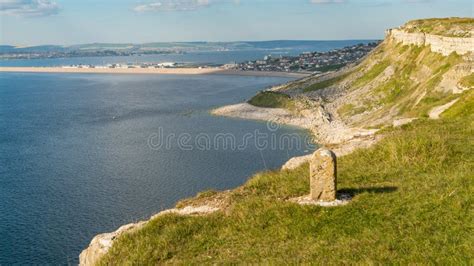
[0, 0, 472, 45]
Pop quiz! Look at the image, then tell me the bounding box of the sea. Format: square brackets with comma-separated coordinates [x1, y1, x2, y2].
[0, 41, 369, 264]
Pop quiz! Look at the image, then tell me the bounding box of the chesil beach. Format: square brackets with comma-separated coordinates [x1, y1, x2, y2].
[0, 66, 309, 78]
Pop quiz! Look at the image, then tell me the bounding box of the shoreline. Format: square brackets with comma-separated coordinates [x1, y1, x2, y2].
[0, 67, 309, 78]
[211, 103, 380, 158]
[80, 102, 381, 265]
[76, 67, 379, 266]
[76, 64, 378, 266]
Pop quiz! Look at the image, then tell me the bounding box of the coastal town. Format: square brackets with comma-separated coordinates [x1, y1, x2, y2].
[57, 42, 380, 74]
[227, 42, 380, 73]
[61, 61, 179, 69]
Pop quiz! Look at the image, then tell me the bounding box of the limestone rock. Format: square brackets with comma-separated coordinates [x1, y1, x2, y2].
[79, 221, 146, 266]
[387, 28, 474, 56]
[310, 148, 337, 201]
[79, 205, 219, 265]
[281, 154, 312, 170]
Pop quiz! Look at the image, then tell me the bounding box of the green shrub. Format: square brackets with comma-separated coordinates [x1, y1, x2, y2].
[248, 91, 295, 109]
[353, 60, 390, 87]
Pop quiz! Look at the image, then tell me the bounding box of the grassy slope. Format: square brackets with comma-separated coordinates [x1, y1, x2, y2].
[100, 89, 473, 264]
[298, 36, 468, 126]
[303, 72, 351, 93]
[350, 41, 464, 118]
[251, 39, 468, 124]
[248, 91, 295, 109]
[459, 73, 474, 89]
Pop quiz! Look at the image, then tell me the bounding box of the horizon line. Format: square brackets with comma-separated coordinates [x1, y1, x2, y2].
[1, 39, 382, 48]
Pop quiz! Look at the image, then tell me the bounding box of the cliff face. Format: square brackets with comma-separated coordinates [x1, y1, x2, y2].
[269, 18, 473, 131]
[386, 28, 474, 56]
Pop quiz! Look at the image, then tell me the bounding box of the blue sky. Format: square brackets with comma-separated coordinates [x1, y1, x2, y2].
[0, 0, 472, 45]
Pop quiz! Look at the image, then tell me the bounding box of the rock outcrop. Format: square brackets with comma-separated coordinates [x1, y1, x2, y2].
[79, 205, 219, 266]
[386, 28, 474, 56]
[281, 154, 312, 170]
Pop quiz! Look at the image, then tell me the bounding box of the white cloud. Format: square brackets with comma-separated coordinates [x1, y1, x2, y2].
[310, 0, 432, 5]
[401, 0, 433, 3]
[134, 0, 212, 12]
[133, 0, 431, 12]
[310, 0, 346, 4]
[0, 0, 59, 16]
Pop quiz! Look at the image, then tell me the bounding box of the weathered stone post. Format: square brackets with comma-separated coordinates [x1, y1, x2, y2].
[310, 148, 337, 201]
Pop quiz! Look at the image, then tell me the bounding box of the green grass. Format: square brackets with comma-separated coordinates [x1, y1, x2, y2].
[375, 78, 407, 104]
[248, 91, 295, 109]
[404, 17, 474, 37]
[350, 42, 463, 121]
[338, 103, 355, 116]
[459, 73, 474, 89]
[338, 103, 367, 117]
[353, 60, 390, 87]
[303, 72, 350, 93]
[442, 89, 474, 119]
[100, 99, 473, 264]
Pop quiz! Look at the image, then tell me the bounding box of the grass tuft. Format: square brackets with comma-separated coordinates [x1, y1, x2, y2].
[353, 60, 390, 87]
[459, 73, 474, 89]
[303, 73, 350, 93]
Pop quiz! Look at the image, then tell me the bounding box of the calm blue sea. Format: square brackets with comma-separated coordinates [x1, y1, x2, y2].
[0, 72, 315, 264]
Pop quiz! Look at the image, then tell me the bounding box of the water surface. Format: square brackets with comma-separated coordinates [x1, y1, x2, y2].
[0, 73, 313, 264]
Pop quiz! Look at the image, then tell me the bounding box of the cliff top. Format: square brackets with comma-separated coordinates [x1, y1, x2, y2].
[402, 17, 474, 37]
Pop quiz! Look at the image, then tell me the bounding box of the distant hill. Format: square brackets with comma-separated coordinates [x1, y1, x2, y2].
[0, 45, 69, 53]
[0, 40, 376, 54]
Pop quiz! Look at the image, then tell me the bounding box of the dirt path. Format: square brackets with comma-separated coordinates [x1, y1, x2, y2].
[429, 99, 459, 119]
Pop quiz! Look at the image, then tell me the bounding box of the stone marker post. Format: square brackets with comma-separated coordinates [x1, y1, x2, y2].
[310, 148, 337, 201]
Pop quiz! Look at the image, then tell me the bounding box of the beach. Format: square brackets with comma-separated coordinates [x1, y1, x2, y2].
[0, 67, 309, 78]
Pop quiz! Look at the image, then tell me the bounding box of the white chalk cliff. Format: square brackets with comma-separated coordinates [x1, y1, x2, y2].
[386, 28, 473, 56]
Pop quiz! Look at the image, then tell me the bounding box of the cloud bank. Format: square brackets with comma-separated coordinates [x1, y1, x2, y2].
[0, 0, 59, 16]
[310, 0, 346, 3]
[133, 0, 348, 13]
[134, 0, 212, 12]
[133, 0, 433, 14]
